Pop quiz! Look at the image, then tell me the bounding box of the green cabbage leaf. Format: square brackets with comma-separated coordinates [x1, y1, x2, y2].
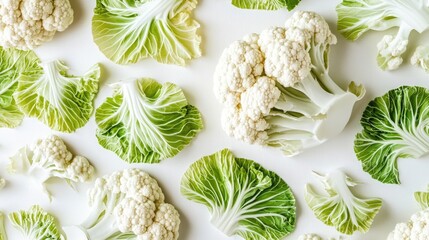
[181, 149, 296, 240]
[305, 170, 382, 235]
[0, 47, 41, 128]
[415, 185, 429, 209]
[9, 205, 64, 240]
[354, 86, 429, 184]
[96, 78, 203, 163]
[92, 0, 201, 65]
[14, 61, 100, 132]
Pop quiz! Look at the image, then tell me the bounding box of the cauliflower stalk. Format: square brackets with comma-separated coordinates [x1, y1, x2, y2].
[337, 0, 429, 70]
[0, 0, 74, 50]
[388, 209, 429, 239]
[77, 168, 180, 240]
[8, 135, 94, 199]
[214, 11, 365, 156]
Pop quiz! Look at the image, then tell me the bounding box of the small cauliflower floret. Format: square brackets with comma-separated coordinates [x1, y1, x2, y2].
[0, 0, 73, 50]
[221, 107, 269, 144]
[377, 34, 408, 71]
[8, 135, 95, 199]
[137, 203, 180, 240]
[388, 209, 429, 239]
[213, 39, 264, 107]
[262, 37, 311, 86]
[241, 76, 280, 120]
[78, 168, 180, 240]
[411, 45, 429, 73]
[285, 10, 337, 45]
[66, 156, 94, 182]
[258, 27, 286, 53]
[298, 233, 322, 240]
[115, 197, 156, 235]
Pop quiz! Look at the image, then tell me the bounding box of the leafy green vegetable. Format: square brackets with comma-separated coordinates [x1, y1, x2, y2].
[92, 0, 201, 65]
[181, 149, 296, 240]
[9, 205, 65, 240]
[305, 170, 382, 235]
[415, 185, 429, 209]
[231, 0, 300, 10]
[96, 78, 203, 163]
[0, 47, 41, 128]
[354, 86, 429, 184]
[0, 212, 6, 240]
[14, 60, 100, 132]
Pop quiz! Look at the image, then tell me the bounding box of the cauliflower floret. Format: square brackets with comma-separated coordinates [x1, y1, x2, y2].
[411, 45, 429, 73]
[66, 156, 94, 182]
[388, 209, 429, 239]
[81, 168, 180, 240]
[153, 203, 180, 235]
[241, 76, 280, 120]
[285, 10, 337, 45]
[21, 0, 54, 20]
[138, 223, 173, 240]
[258, 27, 286, 53]
[0, 0, 73, 49]
[42, 0, 73, 31]
[213, 39, 264, 107]
[115, 197, 156, 235]
[263, 37, 311, 87]
[122, 168, 165, 206]
[377, 35, 407, 71]
[33, 135, 73, 168]
[221, 107, 269, 144]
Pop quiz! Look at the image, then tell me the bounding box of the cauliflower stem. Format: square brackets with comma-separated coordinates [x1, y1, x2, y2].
[337, 0, 429, 70]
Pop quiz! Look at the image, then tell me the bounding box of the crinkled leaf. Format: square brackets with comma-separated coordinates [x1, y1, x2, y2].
[231, 0, 300, 10]
[9, 205, 64, 240]
[14, 61, 100, 132]
[354, 86, 429, 184]
[92, 0, 201, 65]
[181, 149, 296, 240]
[0, 47, 41, 128]
[305, 170, 382, 235]
[96, 78, 202, 163]
[415, 186, 429, 209]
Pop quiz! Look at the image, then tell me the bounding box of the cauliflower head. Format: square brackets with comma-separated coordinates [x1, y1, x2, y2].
[213, 10, 365, 156]
[0, 0, 73, 50]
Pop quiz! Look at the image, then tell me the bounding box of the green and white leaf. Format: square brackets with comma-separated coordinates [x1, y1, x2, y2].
[96, 78, 203, 163]
[0, 47, 41, 128]
[231, 0, 300, 10]
[305, 170, 382, 235]
[181, 149, 296, 240]
[92, 0, 201, 65]
[0, 212, 6, 240]
[354, 86, 429, 184]
[415, 185, 429, 209]
[14, 60, 100, 132]
[9, 205, 65, 240]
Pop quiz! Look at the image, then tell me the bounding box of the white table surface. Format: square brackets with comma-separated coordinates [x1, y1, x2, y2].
[1, 0, 429, 239]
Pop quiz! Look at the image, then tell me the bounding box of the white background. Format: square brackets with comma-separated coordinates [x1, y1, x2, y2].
[1, 0, 429, 239]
